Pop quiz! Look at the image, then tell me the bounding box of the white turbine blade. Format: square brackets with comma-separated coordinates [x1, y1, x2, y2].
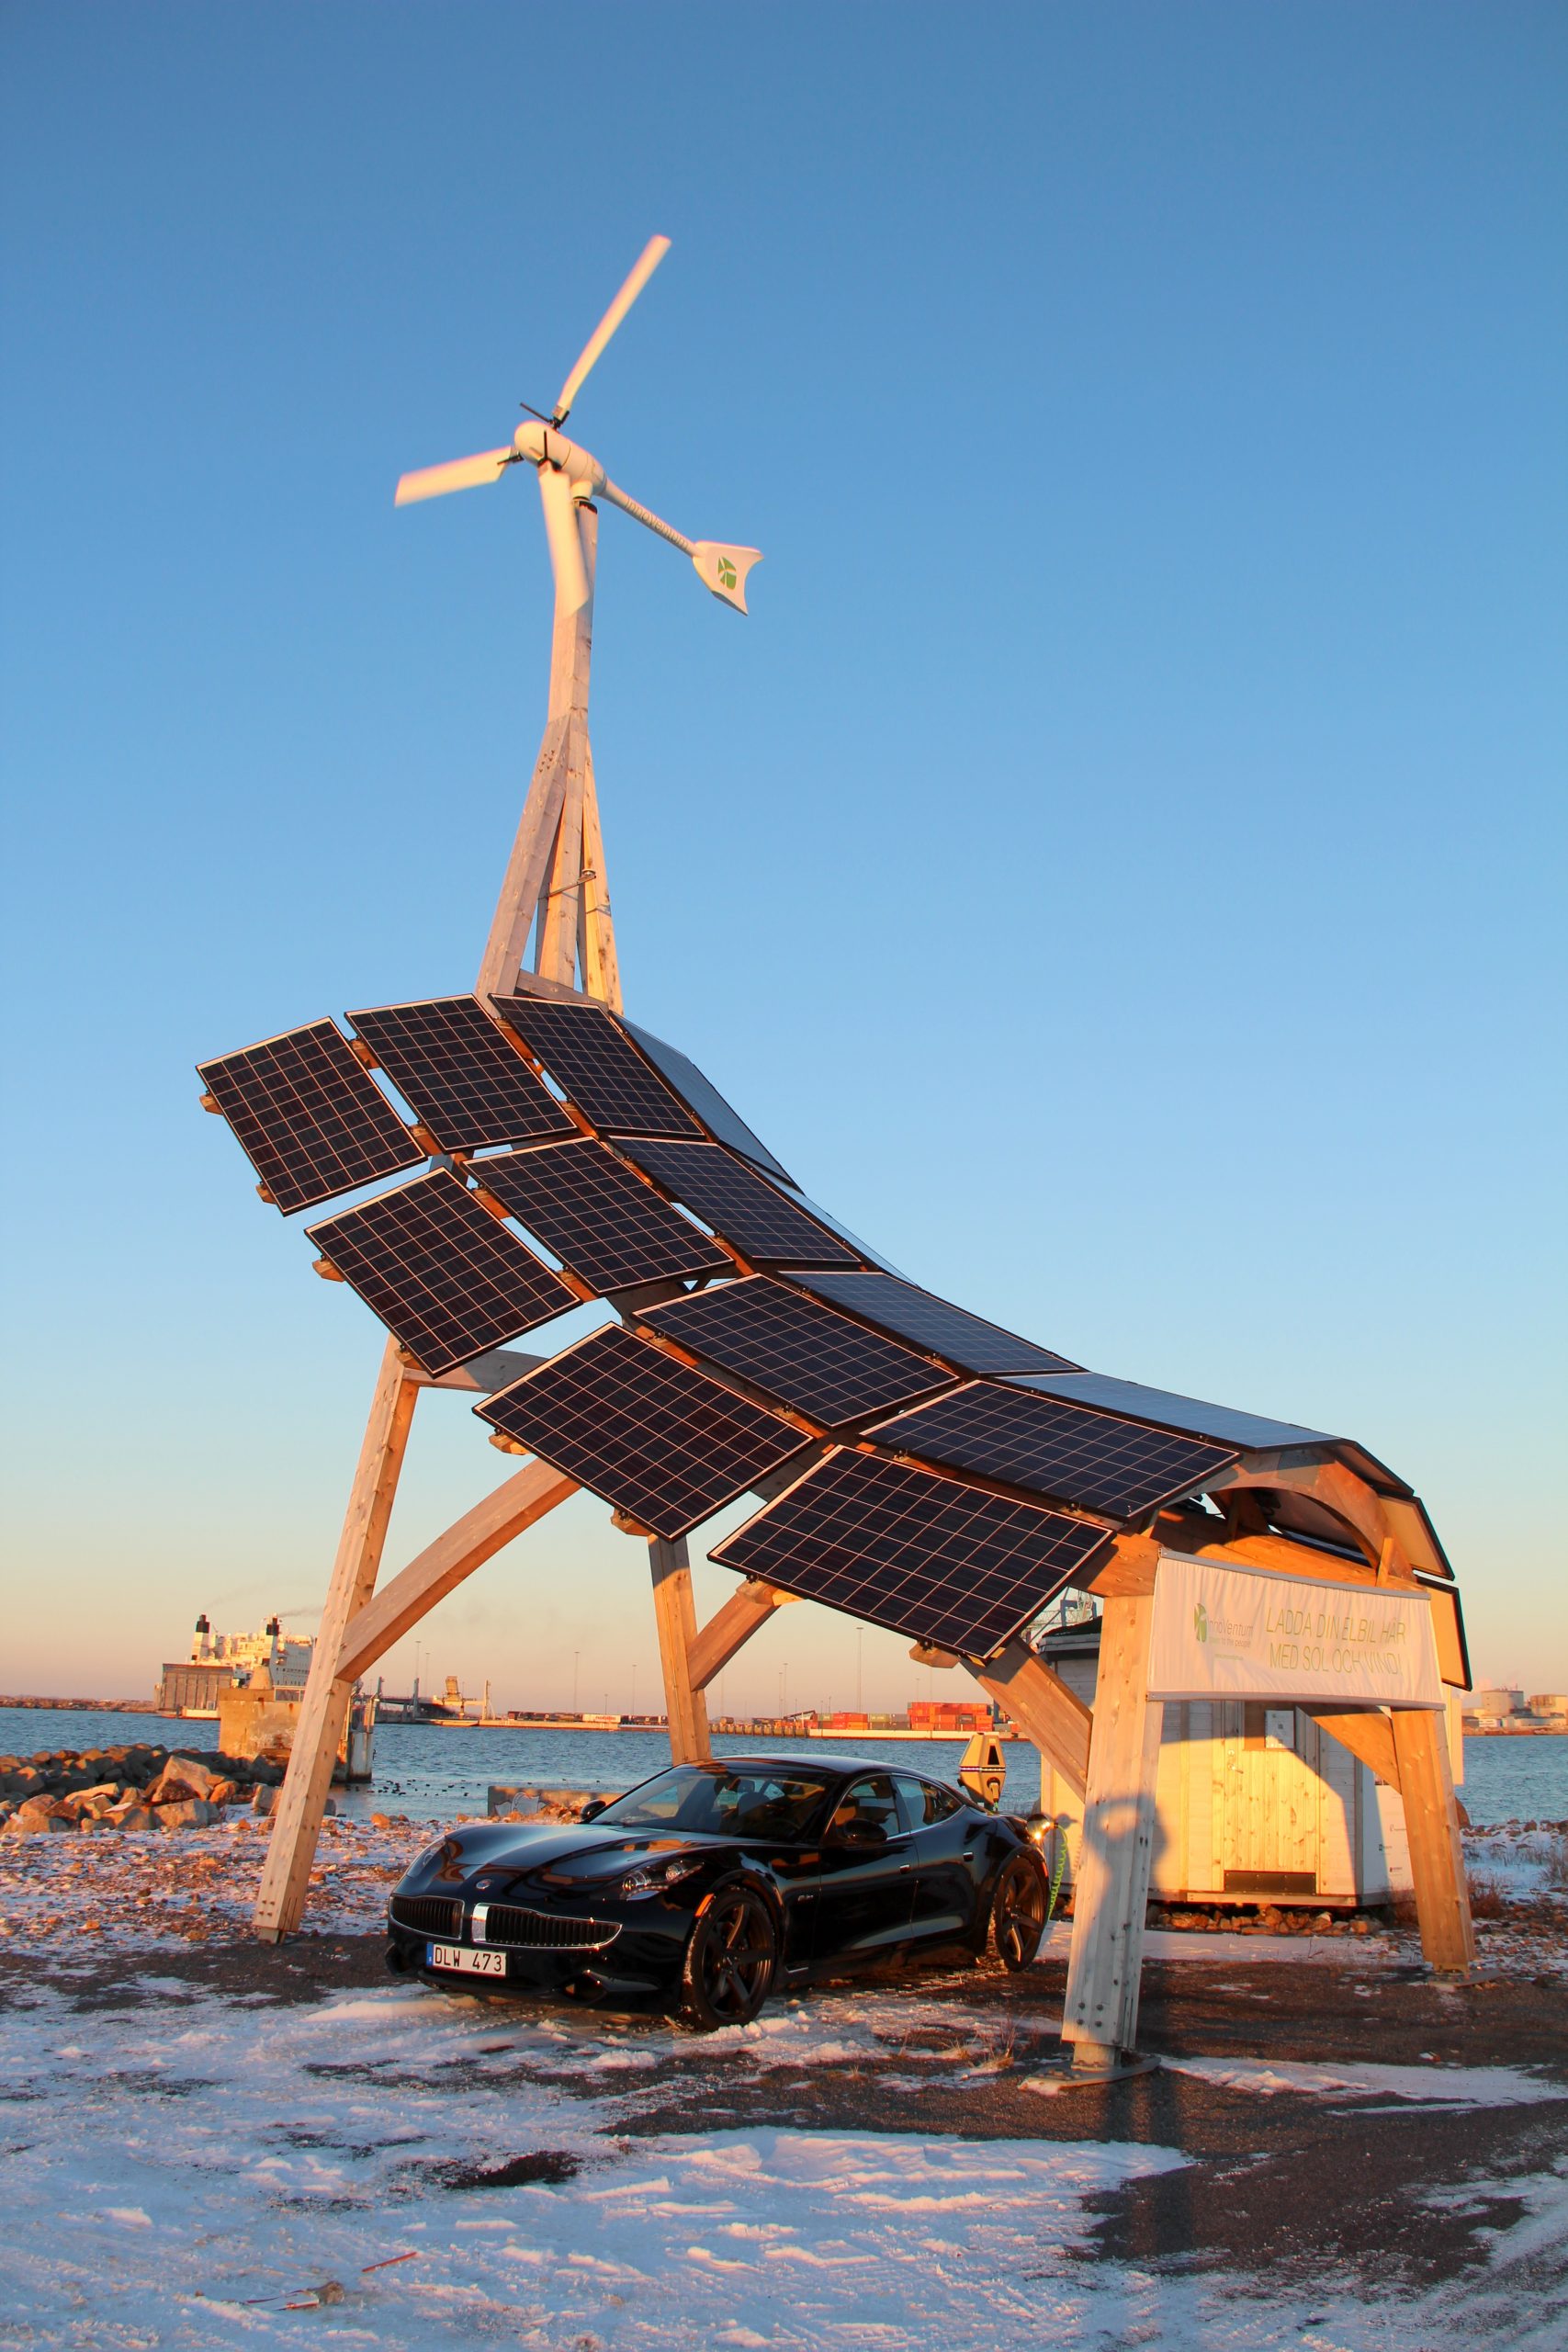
[537, 466, 590, 615]
[553, 234, 671, 423]
[394, 448, 513, 505]
[691, 542, 762, 615]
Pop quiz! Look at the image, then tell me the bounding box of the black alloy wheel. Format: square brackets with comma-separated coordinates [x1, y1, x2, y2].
[680, 1885, 778, 2030]
[991, 1851, 1048, 1972]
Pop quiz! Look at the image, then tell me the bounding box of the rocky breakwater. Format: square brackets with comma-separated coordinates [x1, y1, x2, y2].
[0, 1742, 288, 1837]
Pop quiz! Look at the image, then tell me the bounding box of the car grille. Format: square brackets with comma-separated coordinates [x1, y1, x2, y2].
[389, 1894, 464, 1939]
[479, 1903, 621, 1951]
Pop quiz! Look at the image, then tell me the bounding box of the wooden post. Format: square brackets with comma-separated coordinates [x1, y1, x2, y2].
[1061, 1593, 1162, 2066]
[1390, 1707, 1475, 1973]
[254, 1339, 419, 1939]
[649, 1537, 712, 1762]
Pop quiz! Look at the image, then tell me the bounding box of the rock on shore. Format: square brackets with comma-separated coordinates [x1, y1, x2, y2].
[0, 1741, 286, 1836]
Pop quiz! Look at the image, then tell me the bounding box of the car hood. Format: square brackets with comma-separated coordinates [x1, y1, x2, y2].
[401, 1822, 738, 1897]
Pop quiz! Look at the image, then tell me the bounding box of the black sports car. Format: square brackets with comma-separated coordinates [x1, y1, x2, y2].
[386, 1755, 1049, 2029]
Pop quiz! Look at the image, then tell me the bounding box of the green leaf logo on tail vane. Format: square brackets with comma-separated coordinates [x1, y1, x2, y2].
[1193, 1601, 1208, 1644]
[716, 556, 737, 590]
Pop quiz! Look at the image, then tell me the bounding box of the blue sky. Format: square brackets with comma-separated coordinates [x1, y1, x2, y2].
[3, 3, 1563, 1710]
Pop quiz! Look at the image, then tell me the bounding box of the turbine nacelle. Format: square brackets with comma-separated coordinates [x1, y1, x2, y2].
[394, 239, 761, 619]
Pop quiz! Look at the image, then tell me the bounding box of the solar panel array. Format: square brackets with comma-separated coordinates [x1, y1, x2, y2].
[201, 983, 1348, 1656]
[197, 1020, 423, 1215]
[641, 1277, 953, 1428]
[308, 1169, 578, 1375]
[348, 996, 575, 1150]
[472, 1139, 728, 1295]
[788, 1270, 1080, 1375]
[491, 997, 701, 1137]
[870, 1381, 1236, 1521]
[712, 1450, 1111, 1657]
[477, 1324, 807, 1539]
[618, 1015, 795, 1184]
[615, 1139, 861, 1267]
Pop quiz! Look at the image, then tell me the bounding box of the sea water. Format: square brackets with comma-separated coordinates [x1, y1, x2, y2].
[1, 1706, 1562, 1828]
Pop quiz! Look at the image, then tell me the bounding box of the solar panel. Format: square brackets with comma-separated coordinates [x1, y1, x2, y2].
[787, 1271, 1079, 1375]
[869, 1382, 1236, 1521]
[476, 1324, 807, 1540]
[617, 1016, 795, 1184]
[1010, 1371, 1334, 1455]
[307, 1170, 578, 1376]
[615, 1139, 861, 1267]
[490, 997, 701, 1137]
[712, 1450, 1111, 1658]
[197, 1019, 423, 1215]
[470, 1139, 728, 1295]
[347, 996, 575, 1151]
[640, 1277, 953, 1428]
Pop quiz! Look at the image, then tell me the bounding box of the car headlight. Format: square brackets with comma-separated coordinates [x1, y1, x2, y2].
[616, 1854, 705, 1901]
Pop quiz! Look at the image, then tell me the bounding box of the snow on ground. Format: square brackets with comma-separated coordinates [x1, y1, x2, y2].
[1158, 2053, 1563, 2105]
[0, 1815, 416, 1951]
[1464, 1820, 1568, 1905]
[1, 1968, 1563, 2352]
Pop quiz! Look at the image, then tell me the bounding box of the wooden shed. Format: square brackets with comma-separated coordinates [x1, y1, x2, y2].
[1039, 1620, 1463, 1907]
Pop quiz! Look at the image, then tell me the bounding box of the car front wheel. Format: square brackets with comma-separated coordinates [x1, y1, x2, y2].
[680, 1885, 778, 2030]
[991, 1851, 1048, 1971]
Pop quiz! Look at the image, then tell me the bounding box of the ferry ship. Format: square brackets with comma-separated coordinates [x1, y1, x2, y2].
[155, 1615, 312, 1716]
[154, 1613, 375, 1782]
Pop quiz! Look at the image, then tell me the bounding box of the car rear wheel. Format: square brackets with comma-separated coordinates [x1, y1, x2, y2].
[681, 1885, 777, 2030]
[992, 1851, 1048, 1972]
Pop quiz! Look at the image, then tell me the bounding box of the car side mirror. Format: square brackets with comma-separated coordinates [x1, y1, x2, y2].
[829, 1817, 886, 1849]
[580, 1798, 607, 1822]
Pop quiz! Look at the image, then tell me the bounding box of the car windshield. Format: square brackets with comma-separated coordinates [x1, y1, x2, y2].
[592, 1765, 834, 1840]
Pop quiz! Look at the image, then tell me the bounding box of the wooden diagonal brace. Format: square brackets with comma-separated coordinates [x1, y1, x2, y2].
[337, 1462, 579, 1684]
[1306, 1707, 1401, 1792]
[968, 1636, 1092, 1798]
[687, 1579, 795, 1692]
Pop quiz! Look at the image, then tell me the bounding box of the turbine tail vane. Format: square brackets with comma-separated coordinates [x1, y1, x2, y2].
[690, 542, 762, 616]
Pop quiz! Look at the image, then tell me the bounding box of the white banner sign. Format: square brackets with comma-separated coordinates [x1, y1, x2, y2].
[1148, 1553, 1443, 1709]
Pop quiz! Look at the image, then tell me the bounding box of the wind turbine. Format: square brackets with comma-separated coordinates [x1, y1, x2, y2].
[396, 233, 761, 616]
[395, 235, 761, 1007]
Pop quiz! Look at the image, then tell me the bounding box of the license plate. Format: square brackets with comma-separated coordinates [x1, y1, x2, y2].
[426, 1941, 507, 1975]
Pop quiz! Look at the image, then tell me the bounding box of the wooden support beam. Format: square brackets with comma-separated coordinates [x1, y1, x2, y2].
[578, 745, 622, 1012]
[1306, 1707, 1401, 1792]
[1092, 1521, 1398, 1600]
[687, 1579, 793, 1692]
[1061, 1593, 1162, 2064]
[649, 1538, 712, 1762]
[254, 1340, 418, 1941]
[1207, 1456, 1388, 1566]
[969, 1637, 1092, 1797]
[537, 731, 586, 982]
[1391, 1708, 1476, 1973]
[476, 728, 570, 1001]
[337, 1461, 580, 1683]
